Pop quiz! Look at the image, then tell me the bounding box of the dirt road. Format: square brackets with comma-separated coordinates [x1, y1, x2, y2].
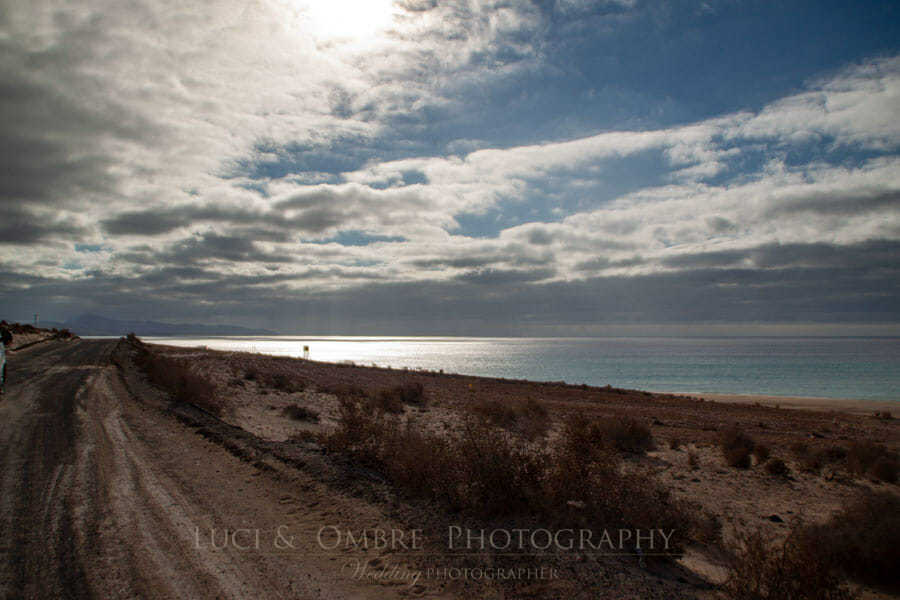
[0, 340, 439, 599]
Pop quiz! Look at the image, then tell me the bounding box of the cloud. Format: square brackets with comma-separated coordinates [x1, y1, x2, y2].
[2, 1, 899, 331]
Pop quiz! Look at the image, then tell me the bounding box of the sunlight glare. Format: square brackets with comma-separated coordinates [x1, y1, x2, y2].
[301, 0, 397, 42]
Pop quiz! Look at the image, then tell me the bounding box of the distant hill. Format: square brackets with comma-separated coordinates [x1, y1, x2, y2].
[52, 314, 278, 337]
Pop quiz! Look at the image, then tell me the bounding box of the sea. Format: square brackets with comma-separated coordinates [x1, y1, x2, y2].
[138, 336, 900, 402]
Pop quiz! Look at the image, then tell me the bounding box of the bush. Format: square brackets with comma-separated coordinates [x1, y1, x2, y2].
[601, 417, 655, 454]
[729, 492, 900, 595]
[470, 398, 550, 440]
[372, 391, 405, 414]
[269, 373, 306, 393]
[389, 381, 426, 405]
[725, 528, 853, 600]
[688, 451, 700, 469]
[846, 441, 898, 482]
[134, 348, 224, 417]
[370, 382, 426, 411]
[471, 399, 519, 428]
[517, 398, 550, 440]
[764, 458, 789, 477]
[820, 445, 848, 464]
[753, 444, 771, 463]
[282, 405, 319, 422]
[871, 457, 899, 483]
[324, 409, 700, 550]
[790, 441, 809, 457]
[815, 492, 900, 587]
[721, 427, 755, 469]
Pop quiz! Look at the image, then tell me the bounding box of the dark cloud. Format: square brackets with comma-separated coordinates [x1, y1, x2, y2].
[455, 267, 556, 284]
[3, 241, 899, 334]
[101, 210, 186, 235]
[767, 189, 900, 217]
[0, 34, 160, 211]
[412, 256, 500, 269]
[662, 240, 900, 271]
[526, 228, 555, 245]
[162, 232, 295, 265]
[0, 206, 87, 245]
[574, 255, 647, 271]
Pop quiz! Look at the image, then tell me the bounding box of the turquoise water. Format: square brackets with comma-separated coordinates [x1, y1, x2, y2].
[143, 336, 900, 401]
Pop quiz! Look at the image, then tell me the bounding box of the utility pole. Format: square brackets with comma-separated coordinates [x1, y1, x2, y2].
[34, 313, 38, 326]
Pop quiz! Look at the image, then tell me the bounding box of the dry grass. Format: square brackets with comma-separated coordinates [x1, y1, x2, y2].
[130, 337, 224, 417]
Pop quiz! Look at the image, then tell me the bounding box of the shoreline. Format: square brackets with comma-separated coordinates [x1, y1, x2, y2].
[679, 391, 897, 415]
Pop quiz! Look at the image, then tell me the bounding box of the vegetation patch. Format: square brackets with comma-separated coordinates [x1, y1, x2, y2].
[721, 427, 755, 469]
[324, 405, 705, 552]
[128, 335, 225, 417]
[282, 405, 319, 422]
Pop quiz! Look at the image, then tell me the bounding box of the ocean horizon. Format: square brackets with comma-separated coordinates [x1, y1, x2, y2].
[130, 335, 900, 402]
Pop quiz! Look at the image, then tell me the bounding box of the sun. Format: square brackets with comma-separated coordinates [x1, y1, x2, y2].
[300, 0, 398, 42]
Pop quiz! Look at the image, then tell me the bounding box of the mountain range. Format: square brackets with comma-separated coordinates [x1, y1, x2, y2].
[43, 314, 278, 336]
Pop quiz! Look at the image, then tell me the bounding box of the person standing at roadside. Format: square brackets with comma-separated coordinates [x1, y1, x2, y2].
[0, 325, 12, 395]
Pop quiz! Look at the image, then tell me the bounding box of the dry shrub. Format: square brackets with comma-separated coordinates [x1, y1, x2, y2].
[318, 383, 368, 400]
[721, 427, 755, 469]
[372, 391, 405, 414]
[669, 437, 682, 450]
[753, 444, 771, 463]
[871, 457, 899, 483]
[726, 527, 853, 600]
[288, 430, 319, 444]
[764, 458, 789, 477]
[322, 397, 384, 464]
[688, 451, 700, 469]
[268, 373, 306, 393]
[601, 417, 655, 454]
[846, 441, 899, 482]
[517, 398, 550, 440]
[319, 382, 425, 415]
[790, 441, 809, 457]
[470, 398, 550, 440]
[134, 347, 223, 417]
[471, 399, 519, 428]
[378, 382, 426, 406]
[282, 405, 319, 422]
[804, 491, 900, 588]
[729, 492, 900, 596]
[820, 445, 848, 464]
[324, 409, 700, 551]
[547, 415, 687, 540]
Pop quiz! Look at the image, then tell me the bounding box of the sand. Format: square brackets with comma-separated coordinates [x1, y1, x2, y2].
[687, 392, 897, 416]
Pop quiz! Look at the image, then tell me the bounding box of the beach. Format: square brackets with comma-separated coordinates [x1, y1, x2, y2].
[679, 392, 898, 416]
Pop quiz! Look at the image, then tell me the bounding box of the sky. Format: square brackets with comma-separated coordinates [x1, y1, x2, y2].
[1, 0, 899, 335]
